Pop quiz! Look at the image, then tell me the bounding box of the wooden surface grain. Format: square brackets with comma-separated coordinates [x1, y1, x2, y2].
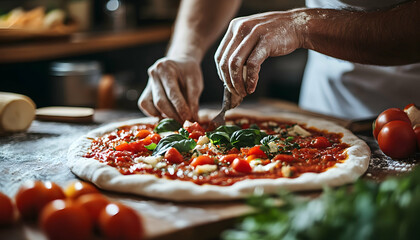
[0, 104, 418, 240]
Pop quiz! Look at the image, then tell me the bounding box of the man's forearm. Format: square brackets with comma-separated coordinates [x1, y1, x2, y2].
[300, 0, 420, 65]
[166, 0, 242, 61]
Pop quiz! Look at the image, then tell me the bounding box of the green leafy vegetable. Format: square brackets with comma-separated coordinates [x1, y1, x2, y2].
[154, 119, 182, 133]
[145, 143, 157, 151]
[222, 167, 420, 240]
[179, 128, 189, 138]
[260, 135, 279, 146]
[152, 134, 196, 156]
[206, 125, 241, 147]
[230, 129, 268, 149]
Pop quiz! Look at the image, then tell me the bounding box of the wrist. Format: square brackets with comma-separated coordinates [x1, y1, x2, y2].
[166, 42, 205, 62]
[290, 8, 314, 50]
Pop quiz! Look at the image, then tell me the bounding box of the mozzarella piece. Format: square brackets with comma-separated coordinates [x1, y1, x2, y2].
[197, 135, 209, 145]
[195, 164, 218, 175]
[0, 92, 36, 133]
[288, 125, 311, 137]
[252, 161, 280, 173]
[281, 165, 292, 178]
[134, 155, 163, 167]
[268, 141, 279, 153]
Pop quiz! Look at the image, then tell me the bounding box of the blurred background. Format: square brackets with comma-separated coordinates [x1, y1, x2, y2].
[0, 0, 306, 110]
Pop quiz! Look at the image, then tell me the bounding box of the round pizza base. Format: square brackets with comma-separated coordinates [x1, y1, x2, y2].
[67, 109, 370, 201]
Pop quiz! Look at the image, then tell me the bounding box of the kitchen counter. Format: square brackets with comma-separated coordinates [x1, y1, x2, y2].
[0, 103, 419, 239]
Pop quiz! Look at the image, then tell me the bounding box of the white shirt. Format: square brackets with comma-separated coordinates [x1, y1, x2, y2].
[299, 0, 420, 119]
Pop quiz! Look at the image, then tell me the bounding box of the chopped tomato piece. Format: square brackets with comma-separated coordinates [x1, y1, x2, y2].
[247, 146, 267, 158]
[227, 148, 240, 154]
[184, 121, 205, 134]
[164, 148, 184, 164]
[190, 155, 215, 168]
[231, 158, 252, 173]
[189, 130, 205, 140]
[135, 130, 151, 139]
[311, 137, 331, 148]
[240, 148, 249, 155]
[219, 154, 239, 164]
[114, 140, 148, 153]
[273, 154, 295, 162]
[146, 134, 161, 144]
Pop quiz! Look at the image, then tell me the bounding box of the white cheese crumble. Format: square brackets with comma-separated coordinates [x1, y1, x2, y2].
[195, 164, 218, 175]
[281, 165, 292, 177]
[268, 141, 279, 153]
[196, 135, 209, 145]
[288, 125, 311, 137]
[155, 162, 167, 169]
[252, 161, 280, 173]
[134, 155, 163, 167]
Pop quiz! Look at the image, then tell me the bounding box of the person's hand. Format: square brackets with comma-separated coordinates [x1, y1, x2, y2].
[138, 56, 203, 123]
[215, 11, 305, 98]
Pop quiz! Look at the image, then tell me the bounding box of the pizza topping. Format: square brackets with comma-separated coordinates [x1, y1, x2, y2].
[85, 117, 349, 186]
[195, 164, 218, 175]
[287, 125, 311, 137]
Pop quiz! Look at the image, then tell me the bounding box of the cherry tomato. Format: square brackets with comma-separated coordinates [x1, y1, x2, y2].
[247, 146, 267, 158]
[378, 120, 417, 159]
[135, 130, 151, 139]
[414, 125, 420, 150]
[373, 108, 411, 139]
[219, 154, 240, 164]
[311, 136, 331, 148]
[98, 203, 144, 240]
[164, 147, 184, 164]
[231, 158, 252, 173]
[0, 192, 14, 225]
[40, 199, 93, 240]
[75, 193, 110, 227]
[64, 181, 99, 199]
[190, 155, 215, 167]
[15, 180, 65, 220]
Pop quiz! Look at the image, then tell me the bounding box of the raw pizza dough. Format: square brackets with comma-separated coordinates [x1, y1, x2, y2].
[67, 109, 370, 201]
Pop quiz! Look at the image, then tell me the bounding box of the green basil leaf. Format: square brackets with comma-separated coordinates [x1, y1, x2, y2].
[207, 131, 231, 146]
[152, 134, 196, 156]
[261, 135, 279, 146]
[230, 129, 267, 148]
[214, 125, 241, 135]
[145, 143, 157, 151]
[249, 123, 260, 130]
[154, 118, 182, 133]
[179, 128, 189, 138]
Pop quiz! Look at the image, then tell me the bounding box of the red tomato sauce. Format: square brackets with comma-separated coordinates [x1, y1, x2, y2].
[84, 117, 349, 186]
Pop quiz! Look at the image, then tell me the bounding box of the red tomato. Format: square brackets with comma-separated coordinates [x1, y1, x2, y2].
[414, 125, 420, 150]
[40, 199, 93, 240]
[146, 133, 161, 144]
[0, 192, 14, 225]
[373, 108, 411, 139]
[189, 130, 205, 140]
[15, 180, 65, 220]
[190, 155, 215, 167]
[378, 120, 417, 159]
[164, 147, 184, 164]
[219, 154, 240, 164]
[75, 193, 110, 227]
[98, 203, 144, 240]
[184, 121, 205, 134]
[273, 154, 295, 162]
[231, 158, 252, 173]
[135, 130, 151, 139]
[247, 146, 267, 158]
[311, 137, 331, 148]
[64, 181, 99, 199]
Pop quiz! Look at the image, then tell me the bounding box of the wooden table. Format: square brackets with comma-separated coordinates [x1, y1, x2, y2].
[0, 103, 418, 240]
